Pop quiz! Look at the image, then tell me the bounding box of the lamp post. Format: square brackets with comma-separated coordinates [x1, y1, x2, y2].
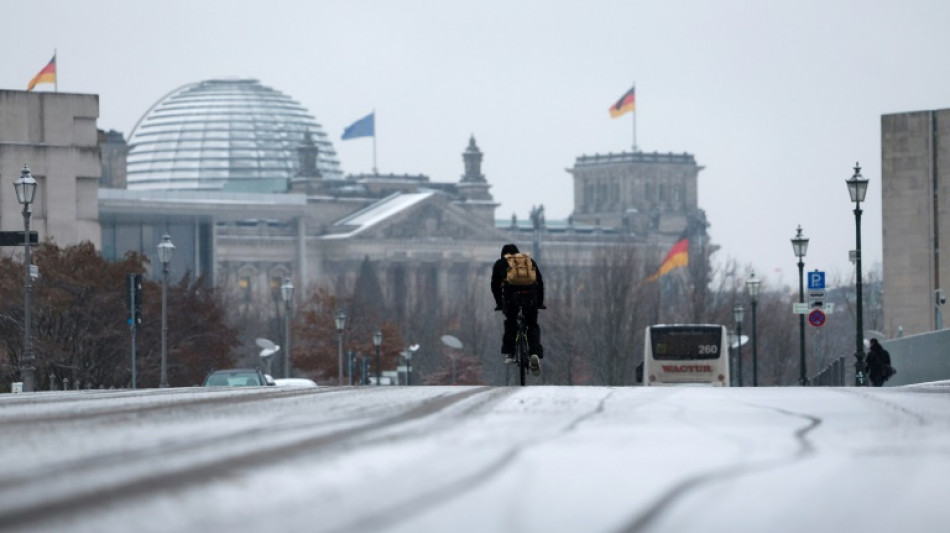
[847, 162, 869, 386]
[373, 330, 382, 386]
[727, 330, 737, 387]
[733, 304, 744, 387]
[157, 234, 175, 388]
[746, 272, 761, 386]
[14, 165, 37, 392]
[280, 278, 294, 379]
[404, 344, 419, 385]
[791, 225, 809, 386]
[335, 310, 346, 386]
[936, 290, 945, 330]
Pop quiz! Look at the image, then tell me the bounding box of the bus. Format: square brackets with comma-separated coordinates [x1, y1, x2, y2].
[642, 324, 730, 386]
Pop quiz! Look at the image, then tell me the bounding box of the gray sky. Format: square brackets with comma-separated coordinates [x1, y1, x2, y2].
[4, 0, 949, 289]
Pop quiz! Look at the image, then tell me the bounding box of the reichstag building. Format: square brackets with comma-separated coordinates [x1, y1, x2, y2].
[92, 78, 710, 322]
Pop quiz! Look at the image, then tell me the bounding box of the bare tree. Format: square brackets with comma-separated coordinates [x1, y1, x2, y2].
[570, 247, 656, 385]
[0, 242, 236, 389]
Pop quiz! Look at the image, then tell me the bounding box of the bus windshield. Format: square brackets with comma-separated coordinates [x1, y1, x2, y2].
[650, 326, 723, 360]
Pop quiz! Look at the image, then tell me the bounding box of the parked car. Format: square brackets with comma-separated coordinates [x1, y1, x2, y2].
[274, 378, 318, 388]
[202, 368, 273, 387]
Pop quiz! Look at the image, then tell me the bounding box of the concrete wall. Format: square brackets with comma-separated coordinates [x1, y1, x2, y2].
[881, 329, 950, 386]
[881, 109, 950, 338]
[0, 90, 101, 250]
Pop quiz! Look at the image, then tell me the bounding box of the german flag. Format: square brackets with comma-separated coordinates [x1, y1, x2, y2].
[609, 85, 635, 118]
[27, 54, 56, 91]
[647, 237, 688, 282]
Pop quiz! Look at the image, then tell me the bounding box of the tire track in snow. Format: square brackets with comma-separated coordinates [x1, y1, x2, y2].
[0, 386, 492, 530]
[0, 386, 338, 427]
[833, 388, 935, 426]
[614, 397, 822, 533]
[326, 388, 622, 533]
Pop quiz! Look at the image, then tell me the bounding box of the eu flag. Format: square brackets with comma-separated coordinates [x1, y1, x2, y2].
[342, 112, 375, 140]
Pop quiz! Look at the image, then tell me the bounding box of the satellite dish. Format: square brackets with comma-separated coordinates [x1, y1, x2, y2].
[256, 338, 277, 350]
[441, 335, 463, 349]
[730, 335, 749, 349]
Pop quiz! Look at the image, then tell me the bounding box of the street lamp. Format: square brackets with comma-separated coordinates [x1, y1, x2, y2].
[935, 289, 946, 330]
[727, 330, 737, 386]
[280, 278, 294, 379]
[847, 162, 869, 386]
[157, 233, 175, 388]
[733, 304, 744, 387]
[791, 225, 809, 386]
[746, 271, 761, 386]
[335, 310, 346, 386]
[372, 329, 382, 386]
[14, 165, 37, 392]
[405, 344, 419, 385]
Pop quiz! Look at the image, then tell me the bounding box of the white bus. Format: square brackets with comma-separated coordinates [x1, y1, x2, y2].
[642, 324, 730, 386]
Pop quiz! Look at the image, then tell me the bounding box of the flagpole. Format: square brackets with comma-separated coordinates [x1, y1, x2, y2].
[372, 109, 377, 174]
[632, 82, 637, 152]
[632, 109, 637, 152]
[54, 49, 58, 93]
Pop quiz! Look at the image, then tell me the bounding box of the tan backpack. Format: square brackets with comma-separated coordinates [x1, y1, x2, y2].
[504, 252, 537, 286]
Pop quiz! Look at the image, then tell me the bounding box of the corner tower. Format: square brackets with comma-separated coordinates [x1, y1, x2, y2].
[454, 135, 497, 226]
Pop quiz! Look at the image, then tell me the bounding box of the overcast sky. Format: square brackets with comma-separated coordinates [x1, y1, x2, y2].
[4, 0, 950, 289]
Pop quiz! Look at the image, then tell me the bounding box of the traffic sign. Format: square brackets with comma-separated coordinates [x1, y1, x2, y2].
[793, 303, 810, 314]
[808, 271, 825, 290]
[808, 309, 826, 327]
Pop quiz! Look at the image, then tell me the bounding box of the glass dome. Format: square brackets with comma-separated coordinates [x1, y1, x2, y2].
[126, 78, 343, 192]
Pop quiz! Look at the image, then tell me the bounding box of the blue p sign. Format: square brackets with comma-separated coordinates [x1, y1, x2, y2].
[808, 271, 825, 290]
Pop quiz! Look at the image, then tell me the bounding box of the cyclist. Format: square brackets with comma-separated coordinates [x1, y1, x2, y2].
[491, 243, 545, 376]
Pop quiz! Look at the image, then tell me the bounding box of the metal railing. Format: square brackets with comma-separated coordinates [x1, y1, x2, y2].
[810, 355, 847, 386]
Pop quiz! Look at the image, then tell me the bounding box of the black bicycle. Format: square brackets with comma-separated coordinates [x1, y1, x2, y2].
[512, 310, 530, 386]
[500, 294, 541, 386]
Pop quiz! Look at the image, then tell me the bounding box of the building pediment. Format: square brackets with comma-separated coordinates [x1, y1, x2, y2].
[324, 192, 505, 242]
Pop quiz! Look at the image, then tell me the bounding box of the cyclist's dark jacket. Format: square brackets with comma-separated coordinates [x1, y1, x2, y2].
[490, 244, 544, 308]
[491, 243, 544, 357]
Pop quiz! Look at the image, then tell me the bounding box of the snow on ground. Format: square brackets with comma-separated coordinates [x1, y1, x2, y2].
[2, 384, 948, 533]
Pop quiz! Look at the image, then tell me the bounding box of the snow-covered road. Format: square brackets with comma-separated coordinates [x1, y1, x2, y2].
[2, 384, 948, 533]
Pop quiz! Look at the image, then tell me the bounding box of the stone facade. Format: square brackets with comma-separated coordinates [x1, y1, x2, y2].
[881, 109, 950, 336]
[0, 90, 101, 250]
[569, 151, 703, 238]
[99, 133, 713, 326]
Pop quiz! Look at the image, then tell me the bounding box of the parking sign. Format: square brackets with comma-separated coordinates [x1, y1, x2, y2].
[808, 271, 825, 290]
